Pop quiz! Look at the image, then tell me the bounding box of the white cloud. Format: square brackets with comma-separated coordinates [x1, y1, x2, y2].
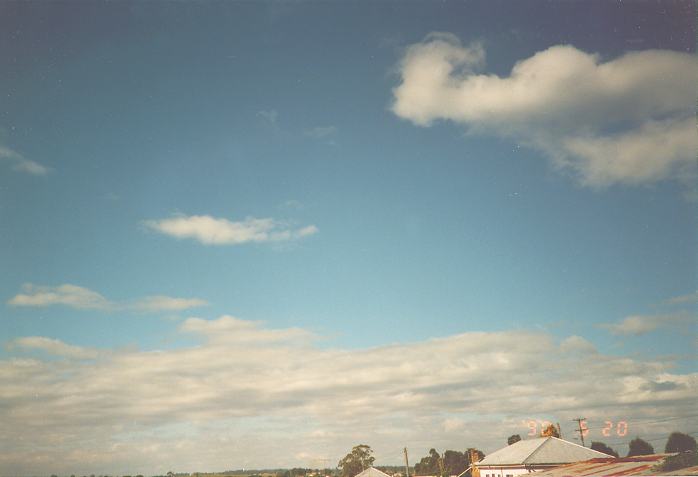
[143, 214, 318, 245]
[560, 117, 697, 186]
[1, 316, 695, 475]
[0, 145, 49, 175]
[600, 312, 692, 336]
[559, 335, 597, 353]
[181, 315, 317, 345]
[391, 33, 698, 188]
[7, 283, 113, 310]
[132, 296, 209, 313]
[8, 336, 99, 360]
[7, 283, 208, 313]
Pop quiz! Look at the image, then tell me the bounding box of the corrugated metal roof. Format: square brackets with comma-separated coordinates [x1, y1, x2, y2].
[477, 437, 612, 466]
[353, 468, 392, 477]
[525, 454, 685, 477]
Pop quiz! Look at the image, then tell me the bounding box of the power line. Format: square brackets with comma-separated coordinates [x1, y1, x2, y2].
[575, 414, 698, 432]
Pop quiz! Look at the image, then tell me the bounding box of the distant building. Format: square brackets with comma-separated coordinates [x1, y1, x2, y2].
[472, 436, 612, 477]
[353, 468, 393, 477]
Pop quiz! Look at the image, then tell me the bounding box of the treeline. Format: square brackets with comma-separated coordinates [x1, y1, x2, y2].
[276, 469, 335, 477]
[413, 448, 484, 477]
[589, 431, 696, 459]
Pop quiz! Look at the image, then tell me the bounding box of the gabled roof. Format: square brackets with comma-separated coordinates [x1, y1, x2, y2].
[477, 436, 612, 466]
[353, 467, 392, 477]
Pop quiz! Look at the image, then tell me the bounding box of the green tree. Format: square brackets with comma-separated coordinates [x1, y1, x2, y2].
[414, 449, 440, 476]
[338, 445, 375, 477]
[590, 441, 619, 458]
[442, 450, 468, 476]
[665, 432, 697, 453]
[627, 437, 654, 456]
[507, 434, 522, 445]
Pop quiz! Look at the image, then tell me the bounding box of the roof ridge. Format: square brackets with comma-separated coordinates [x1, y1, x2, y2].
[547, 436, 612, 455]
[522, 436, 552, 464]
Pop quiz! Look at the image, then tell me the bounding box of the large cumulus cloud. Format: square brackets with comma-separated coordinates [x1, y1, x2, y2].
[392, 33, 697, 188]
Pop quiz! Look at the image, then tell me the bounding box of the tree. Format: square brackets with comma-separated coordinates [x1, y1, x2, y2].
[338, 445, 375, 477]
[507, 434, 522, 445]
[442, 450, 468, 476]
[665, 432, 697, 453]
[414, 449, 440, 476]
[540, 424, 560, 438]
[591, 441, 619, 458]
[413, 448, 468, 477]
[627, 437, 654, 456]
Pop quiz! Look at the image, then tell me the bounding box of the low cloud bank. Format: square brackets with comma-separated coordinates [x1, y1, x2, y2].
[1, 316, 695, 474]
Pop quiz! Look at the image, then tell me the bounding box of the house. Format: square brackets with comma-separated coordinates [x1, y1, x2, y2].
[472, 436, 612, 477]
[354, 468, 393, 477]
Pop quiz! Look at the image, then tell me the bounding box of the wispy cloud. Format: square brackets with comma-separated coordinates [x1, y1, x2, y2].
[257, 109, 279, 125]
[7, 336, 99, 359]
[131, 296, 209, 313]
[143, 214, 318, 245]
[600, 312, 693, 336]
[181, 315, 317, 345]
[7, 283, 208, 313]
[7, 284, 113, 310]
[1, 317, 695, 474]
[665, 290, 698, 305]
[391, 33, 697, 189]
[0, 145, 49, 175]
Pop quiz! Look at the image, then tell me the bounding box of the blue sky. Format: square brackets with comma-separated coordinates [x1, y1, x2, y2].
[0, 1, 696, 475]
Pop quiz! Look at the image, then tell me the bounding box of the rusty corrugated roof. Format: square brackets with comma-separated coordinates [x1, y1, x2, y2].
[523, 454, 683, 477]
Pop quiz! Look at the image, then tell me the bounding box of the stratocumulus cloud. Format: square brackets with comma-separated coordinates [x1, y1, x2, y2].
[7, 283, 208, 313]
[1, 316, 695, 475]
[7, 336, 99, 359]
[391, 33, 698, 187]
[8, 284, 113, 310]
[143, 214, 318, 245]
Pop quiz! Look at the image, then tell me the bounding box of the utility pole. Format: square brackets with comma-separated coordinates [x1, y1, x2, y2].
[403, 447, 410, 477]
[437, 451, 445, 477]
[573, 418, 587, 447]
